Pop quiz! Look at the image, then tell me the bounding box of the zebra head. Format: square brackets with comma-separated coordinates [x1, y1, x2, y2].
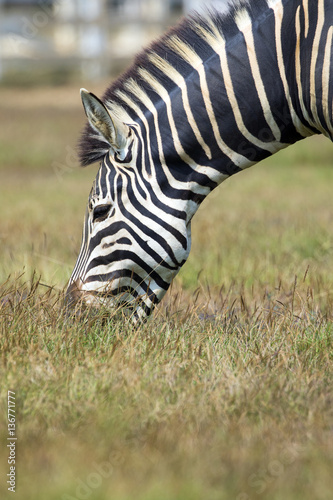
[66, 89, 194, 320]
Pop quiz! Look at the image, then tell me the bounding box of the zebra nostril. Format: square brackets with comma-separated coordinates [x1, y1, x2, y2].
[102, 237, 132, 249]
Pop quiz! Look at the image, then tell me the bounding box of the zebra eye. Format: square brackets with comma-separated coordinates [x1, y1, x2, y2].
[92, 204, 112, 223]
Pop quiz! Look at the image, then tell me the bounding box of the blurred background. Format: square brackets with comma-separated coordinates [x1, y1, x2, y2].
[0, 0, 229, 86]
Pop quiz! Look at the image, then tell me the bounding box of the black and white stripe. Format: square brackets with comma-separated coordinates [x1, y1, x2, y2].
[66, 0, 333, 320]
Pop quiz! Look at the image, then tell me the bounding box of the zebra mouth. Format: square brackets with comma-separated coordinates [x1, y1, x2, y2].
[64, 280, 153, 320]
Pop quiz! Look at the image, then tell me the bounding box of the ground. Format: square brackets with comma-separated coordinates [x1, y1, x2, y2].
[0, 85, 333, 500]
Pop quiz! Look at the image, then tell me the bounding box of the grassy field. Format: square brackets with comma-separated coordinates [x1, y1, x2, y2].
[1, 85, 333, 500]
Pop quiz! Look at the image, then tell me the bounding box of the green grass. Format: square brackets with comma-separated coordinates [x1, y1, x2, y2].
[0, 87, 333, 500]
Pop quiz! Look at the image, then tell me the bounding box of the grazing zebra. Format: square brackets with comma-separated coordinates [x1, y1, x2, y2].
[66, 0, 333, 320]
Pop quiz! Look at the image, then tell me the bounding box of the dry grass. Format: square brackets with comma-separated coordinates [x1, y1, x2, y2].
[0, 86, 333, 500]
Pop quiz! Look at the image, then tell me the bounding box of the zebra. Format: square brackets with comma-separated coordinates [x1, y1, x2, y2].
[66, 0, 333, 321]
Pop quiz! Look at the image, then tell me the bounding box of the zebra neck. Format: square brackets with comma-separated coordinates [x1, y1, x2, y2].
[155, 0, 333, 199]
[268, 0, 333, 141]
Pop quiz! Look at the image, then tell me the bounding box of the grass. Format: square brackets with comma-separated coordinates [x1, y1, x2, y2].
[0, 86, 333, 500]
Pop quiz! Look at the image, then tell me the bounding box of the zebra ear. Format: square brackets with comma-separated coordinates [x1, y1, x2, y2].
[80, 88, 128, 155]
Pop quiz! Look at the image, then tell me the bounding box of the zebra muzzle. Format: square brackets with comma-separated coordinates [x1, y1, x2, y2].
[64, 280, 83, 310]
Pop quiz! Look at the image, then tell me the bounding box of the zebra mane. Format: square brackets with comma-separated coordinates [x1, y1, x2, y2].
[78, 0, 251, 167]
